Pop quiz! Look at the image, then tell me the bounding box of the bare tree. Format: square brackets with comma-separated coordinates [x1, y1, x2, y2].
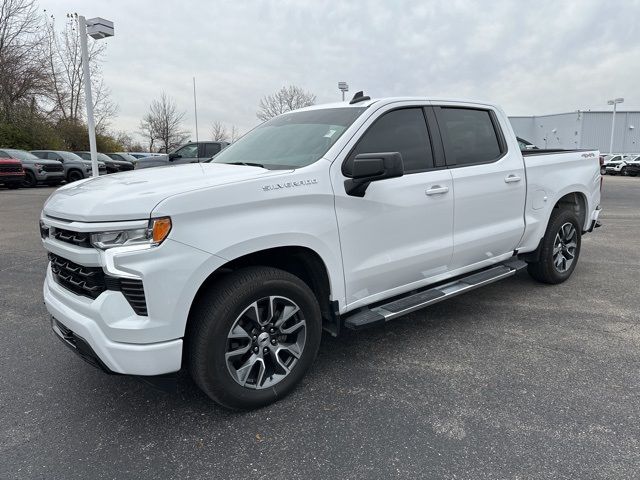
[210, 121, 228, 142]
[229, 125, 240, 143]
[41, 14, 117, 127]
[256, 85, 316, 122]
[139, 92, 189, 153]
[0, 0, 46, 117]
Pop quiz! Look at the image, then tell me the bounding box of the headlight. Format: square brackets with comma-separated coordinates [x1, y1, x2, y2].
[91, 217, 172, 249]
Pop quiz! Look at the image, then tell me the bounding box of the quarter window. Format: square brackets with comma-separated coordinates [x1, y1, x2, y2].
[437, 108, 503, 166]
[345, 108, 434, 175]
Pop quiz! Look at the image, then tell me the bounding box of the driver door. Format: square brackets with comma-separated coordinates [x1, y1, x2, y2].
[332, 106, 454, 309]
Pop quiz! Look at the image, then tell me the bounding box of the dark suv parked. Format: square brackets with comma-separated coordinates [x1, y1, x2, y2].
[0, 148, 65, 187]
[134, 141, 228, 169]
[31, 150, 106, 182]
[74, 151, 134, 174]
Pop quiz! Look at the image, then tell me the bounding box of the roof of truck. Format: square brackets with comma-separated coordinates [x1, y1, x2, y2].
[295, 96, 498, 113]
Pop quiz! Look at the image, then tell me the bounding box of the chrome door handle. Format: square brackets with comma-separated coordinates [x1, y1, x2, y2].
[426, 185, 449, 195]
[504, 174, 521, 183]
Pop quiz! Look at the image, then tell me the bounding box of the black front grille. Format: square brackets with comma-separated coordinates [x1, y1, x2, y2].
[0, 164, 23, 173]
[51, 227, 92, 248]
[42, 163, 63, 173]
[49, 252, 148, 316]
[49, 253, 106, 299]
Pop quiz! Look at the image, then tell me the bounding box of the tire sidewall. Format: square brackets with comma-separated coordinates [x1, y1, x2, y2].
[193, 271, 322, 409]
[67, 170, 83, 182]
[23, 171, 36, 187]
[542, 210, 582, 282]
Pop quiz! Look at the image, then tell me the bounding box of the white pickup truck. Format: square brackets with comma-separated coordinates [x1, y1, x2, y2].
[40, 95, 602, 409]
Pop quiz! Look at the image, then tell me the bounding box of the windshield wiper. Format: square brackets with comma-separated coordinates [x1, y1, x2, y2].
[225, 161, 266, 168]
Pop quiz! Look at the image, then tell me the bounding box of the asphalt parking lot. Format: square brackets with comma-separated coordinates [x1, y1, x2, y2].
[1, 176, 639, 479]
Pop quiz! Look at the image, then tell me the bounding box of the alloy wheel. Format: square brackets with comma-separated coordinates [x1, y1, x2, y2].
[553, 222, 577, 273]
[225, 296, 306, 389]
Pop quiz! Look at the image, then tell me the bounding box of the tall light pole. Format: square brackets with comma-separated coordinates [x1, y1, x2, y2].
[607, 97, 624, 155]
[77, 15, 114, 177]
[193, 77, 199, 144]
[338, 82, 349, 101]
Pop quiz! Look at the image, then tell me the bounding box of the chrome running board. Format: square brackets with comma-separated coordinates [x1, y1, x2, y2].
[343, 259, 527, 330]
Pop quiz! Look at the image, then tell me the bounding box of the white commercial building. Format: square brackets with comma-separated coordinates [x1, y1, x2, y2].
[510, 111, 640, 154]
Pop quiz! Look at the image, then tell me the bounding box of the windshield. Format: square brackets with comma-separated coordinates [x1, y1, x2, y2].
[114, 153, 137, 162]
[60, 151, 84, 162]
[5, 149, 39, 161]
[211, 107, 366, 169]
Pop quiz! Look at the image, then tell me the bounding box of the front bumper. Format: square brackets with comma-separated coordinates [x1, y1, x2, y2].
[45, 268, 183, 375]
[0, 172, 24, 183]
[40, 215, 217, 375]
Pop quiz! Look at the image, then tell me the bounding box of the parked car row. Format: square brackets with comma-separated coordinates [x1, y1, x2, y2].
[0, 148, 138, 189]
[601, 154, 640, 176]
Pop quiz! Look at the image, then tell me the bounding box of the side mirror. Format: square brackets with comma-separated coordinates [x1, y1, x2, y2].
[345, 152, 404, 197]
[168, 152, 181, 161]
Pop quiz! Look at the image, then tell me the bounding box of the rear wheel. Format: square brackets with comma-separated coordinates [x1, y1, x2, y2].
[187, 267, 322, 410]
[22, 171, 36, 187]
[621, 166, 628, 176]
[527, 209, 582, 284]
[600, 166, 606, 175]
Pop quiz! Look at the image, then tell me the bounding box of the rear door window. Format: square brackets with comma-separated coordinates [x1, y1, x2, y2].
[436, 107, 504, 166]
[203, 143, 221, 157]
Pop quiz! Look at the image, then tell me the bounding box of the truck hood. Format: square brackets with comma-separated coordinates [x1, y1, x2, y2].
[43, 163, 287, 222]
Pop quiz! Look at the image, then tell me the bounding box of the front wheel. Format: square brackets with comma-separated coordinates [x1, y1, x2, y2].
[67, 170, 83, 182]
[621, 166, 628, 176]
[527, 209, 582, 284]
[22, 171, 37, 187]
[600, 166, 606, 175]
[187, 267, 322, 410]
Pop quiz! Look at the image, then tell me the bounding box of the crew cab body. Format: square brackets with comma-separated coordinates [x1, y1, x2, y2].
[40, 97, 601, 407]
[0, 157, 25, 188]
[0, 148, 65, 187]
[133, 141, 229, 169]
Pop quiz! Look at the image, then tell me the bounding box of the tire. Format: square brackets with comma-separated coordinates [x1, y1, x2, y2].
[527, 209, 582, 284]
[187, 266, 322, 410]
[22, 170, 37, 187]
[67, 169, 83, 182]
[600, 166, 606, 175]
[621, 166, 628, 176]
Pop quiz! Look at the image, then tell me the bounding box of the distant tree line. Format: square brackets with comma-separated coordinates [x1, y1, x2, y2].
[1, 0, 318, 154]
[0, 0, 125, 151]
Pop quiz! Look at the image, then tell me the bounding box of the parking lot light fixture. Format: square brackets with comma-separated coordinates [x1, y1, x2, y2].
[338, 82, 349, 101]
[607, 97, 624, 155]
[77, 15, 114, 177]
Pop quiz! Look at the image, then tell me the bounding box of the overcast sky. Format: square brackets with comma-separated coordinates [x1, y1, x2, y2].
[43, 0, 640, 141]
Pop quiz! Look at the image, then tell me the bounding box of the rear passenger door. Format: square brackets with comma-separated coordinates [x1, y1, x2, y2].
[433, 105, 526, 270]
[333, 106, 454, 308]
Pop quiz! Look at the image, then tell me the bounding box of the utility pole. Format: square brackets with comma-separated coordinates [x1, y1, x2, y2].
[193, 77, 199, 144]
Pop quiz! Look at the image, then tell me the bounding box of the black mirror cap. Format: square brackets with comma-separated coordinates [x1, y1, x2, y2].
[345, 152, 404, 197]
[168, 153, 180, 160]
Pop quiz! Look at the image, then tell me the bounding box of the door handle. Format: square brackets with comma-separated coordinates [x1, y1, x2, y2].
[504, 174, 521, 183]
[426, 185, 449, 195]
